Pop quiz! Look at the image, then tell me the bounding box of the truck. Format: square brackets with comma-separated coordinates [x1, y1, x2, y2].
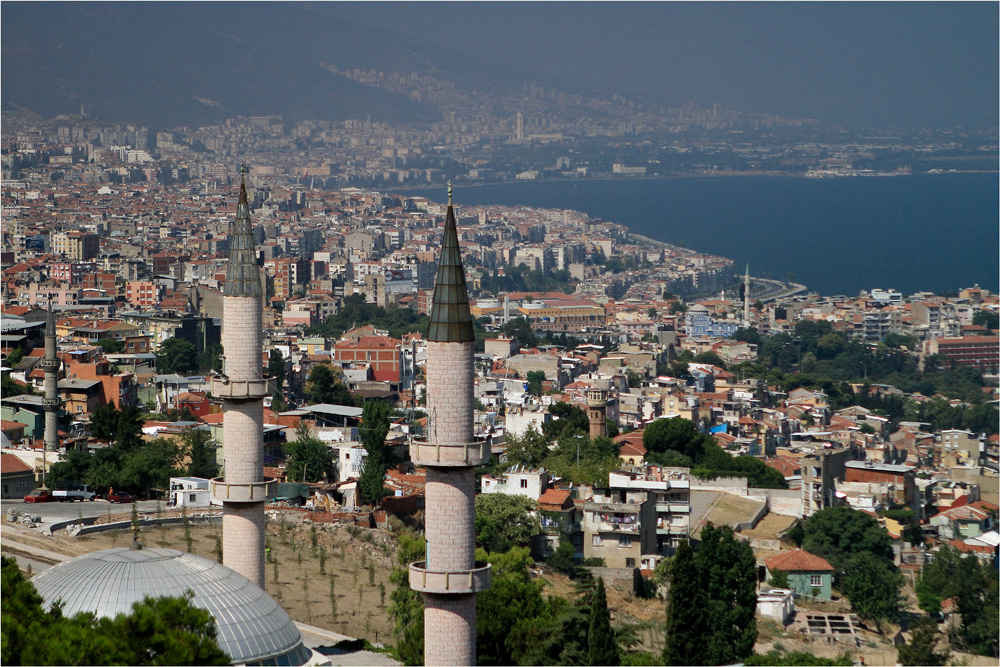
[52, 485, 97, 502]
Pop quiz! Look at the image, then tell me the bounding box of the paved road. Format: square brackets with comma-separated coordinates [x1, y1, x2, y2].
[1, 498, 163, 524]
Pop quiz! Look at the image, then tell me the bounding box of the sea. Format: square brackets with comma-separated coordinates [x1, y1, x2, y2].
[396, 173, 999, 297]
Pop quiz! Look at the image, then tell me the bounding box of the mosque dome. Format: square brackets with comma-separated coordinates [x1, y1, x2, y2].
[31, 548, 312, 666]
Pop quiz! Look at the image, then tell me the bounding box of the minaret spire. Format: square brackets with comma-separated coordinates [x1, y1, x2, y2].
[41, 297, 61, 460]
[224, 164, 262, 297]
[427, 182, 474, 343]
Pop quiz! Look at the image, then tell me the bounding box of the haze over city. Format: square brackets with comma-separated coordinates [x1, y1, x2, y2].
[1, 4, 998, 667]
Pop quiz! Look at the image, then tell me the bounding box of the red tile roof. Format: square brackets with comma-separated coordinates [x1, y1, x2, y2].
[0, 453, 33, 475]
[764, 549, 834, 572]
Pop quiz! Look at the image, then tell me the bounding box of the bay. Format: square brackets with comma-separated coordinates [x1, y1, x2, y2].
[395, 173, 999, 297]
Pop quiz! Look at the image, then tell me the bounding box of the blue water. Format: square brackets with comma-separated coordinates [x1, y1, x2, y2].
[397, 173, 998, 297]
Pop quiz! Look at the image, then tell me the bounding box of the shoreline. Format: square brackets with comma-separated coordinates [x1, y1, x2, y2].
[383, 169, 998, 194]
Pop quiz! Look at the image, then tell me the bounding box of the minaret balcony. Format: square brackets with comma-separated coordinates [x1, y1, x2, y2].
[210, 375, 269, 400]
[41, 397, 61, 408]
[408, 560, 492, 595]
[409, 438, 490, 467]
[40, 359, 60, 371]
[210, 477, 277, 504]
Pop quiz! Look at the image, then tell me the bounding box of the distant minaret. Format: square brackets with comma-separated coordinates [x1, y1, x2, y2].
[410, 183, 491, 666]
[515, 112, 524, 141]
[743, 264, 751, 327]
[588, 387, 608, 439]
[41, 302, 61, 459]
[210, 166, 274, 588]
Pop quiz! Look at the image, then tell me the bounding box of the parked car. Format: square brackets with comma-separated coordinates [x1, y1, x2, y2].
[24, 488, 55, 503]
[107, 491, 135, 504]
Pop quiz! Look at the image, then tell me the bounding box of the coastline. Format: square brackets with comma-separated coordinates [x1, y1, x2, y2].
[383, 169, 998, 194]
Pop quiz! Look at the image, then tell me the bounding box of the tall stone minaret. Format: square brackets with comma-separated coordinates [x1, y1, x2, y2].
[743, 264, 751, 327]
[410, 184, 491, 666]
[41, 303, 61, 460]
[210, 167, 274, 588]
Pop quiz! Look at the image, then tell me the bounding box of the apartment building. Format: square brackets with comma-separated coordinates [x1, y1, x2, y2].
[582, 485, 656, 569]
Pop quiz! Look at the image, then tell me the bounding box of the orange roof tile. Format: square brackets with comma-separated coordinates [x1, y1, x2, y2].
[764, 549, 834, 572]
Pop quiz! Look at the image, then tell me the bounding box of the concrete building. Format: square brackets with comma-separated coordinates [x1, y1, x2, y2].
[210, 170, 276, 588]
[608, 467, 691, 556]
[582, 485, 656, 569]
[409, 185, 491, 665]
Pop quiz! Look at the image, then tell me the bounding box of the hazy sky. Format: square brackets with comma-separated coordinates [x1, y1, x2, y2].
[326, 2, 998, 128]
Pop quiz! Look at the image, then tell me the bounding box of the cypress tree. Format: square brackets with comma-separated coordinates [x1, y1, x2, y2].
[696, 523, 759, 665]
[663, 539, 707, 666]
[587, 578, 619, 666]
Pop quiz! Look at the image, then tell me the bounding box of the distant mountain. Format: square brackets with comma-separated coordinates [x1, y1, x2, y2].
[2, 2, 488, 129]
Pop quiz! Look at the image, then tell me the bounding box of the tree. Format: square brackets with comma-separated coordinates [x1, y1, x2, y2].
[693, 351, 726, 369]
[767, 569, 790, 588]
[180, 428, 219, 479]
[588, 578, 619, 666]
[745, 651, 852, 666]
[502, 317, 539, 349]
[357, 447, 387, 506]
[503, 426, 550, 469]
[663, 540, 706, 666]
[1, 556, 228, 666]
[357, 400, 393, 506]
[916, 544, 999, 657]
[474, 494, 541, 553]
[799, 506, 894, 585]
[543, 402, 590, 439]
[526, 370, 546, 396]
[643, 417, 707, 461]
[197, 343, 223, 374]
[840, 552, 903, 632]
[306, 364, 358, 407]
[897, 616, 949, 666]
[96, 338, 124, 354]
[267, 349, 286, 402]
[284, 422, 332, 483]
[388, 533, 425, 666]
[475, 546, 550, 666]
[155, 337, 198, 375]
[972, 309, 999, 332]
[695, 523, 758, 664]
[89, 403, 119, 443]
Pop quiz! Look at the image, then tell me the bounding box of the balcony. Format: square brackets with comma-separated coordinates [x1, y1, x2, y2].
[593, 519, 640, 534]
[210, 477, 277, 503]
[656, 501, 691, 514]
[408, 560, 492, 595]
[584, 501, 641, 514]
[210, 376, 269, 400]
[410, 438, 490, 467]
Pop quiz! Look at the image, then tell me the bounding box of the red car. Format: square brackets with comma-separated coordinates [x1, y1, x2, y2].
[24, 488, 55, 503]
[107, 491, 135, 504]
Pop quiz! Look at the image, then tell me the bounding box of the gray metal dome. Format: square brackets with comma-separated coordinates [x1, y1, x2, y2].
[31, 548, 311, 666]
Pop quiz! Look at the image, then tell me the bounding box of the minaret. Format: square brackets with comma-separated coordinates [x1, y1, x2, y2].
[41, 302, 61, 472]
[587, 387, 608, 440]
[409, 184, 491, 666]
[743, 264, 751, 327]
[210, 167, 274, 588]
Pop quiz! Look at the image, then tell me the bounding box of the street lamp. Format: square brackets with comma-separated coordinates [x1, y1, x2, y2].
[860, 361, 867, 380]
[574, 434, 584, 469]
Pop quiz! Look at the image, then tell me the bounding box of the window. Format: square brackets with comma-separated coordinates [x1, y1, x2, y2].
[810, 575, 822, 587]
[592, 534, 603, 546]
[520, 479, 528, 488]
[190, 494, 197, 503]
[618, 535, 632, 548]
[625, 558, 636, 568]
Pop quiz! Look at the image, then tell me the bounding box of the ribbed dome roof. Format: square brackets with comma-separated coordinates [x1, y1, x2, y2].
[31, 548, 311, 666]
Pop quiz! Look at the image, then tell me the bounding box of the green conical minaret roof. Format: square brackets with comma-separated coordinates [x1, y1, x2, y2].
[224, 166, 263, 297]
[427, 183, 474, 343]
